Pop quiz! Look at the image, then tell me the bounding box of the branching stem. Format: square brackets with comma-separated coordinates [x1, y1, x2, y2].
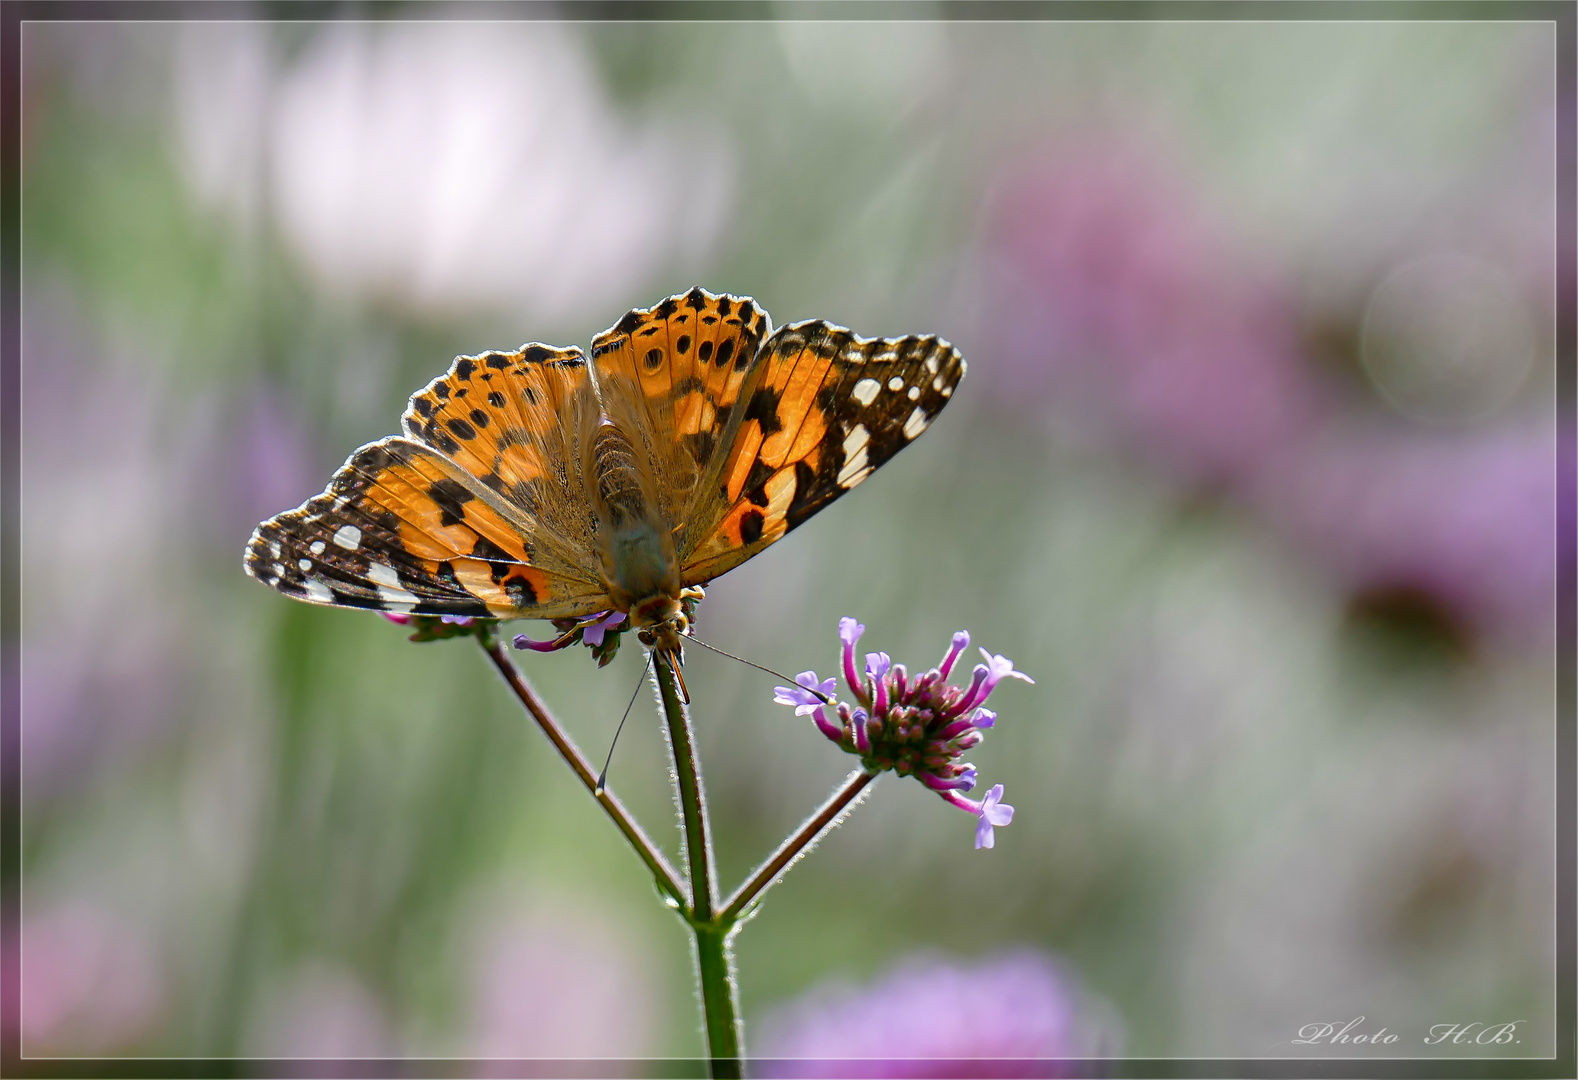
[479, 637, 685, 908]
[722, 768, 877, 921]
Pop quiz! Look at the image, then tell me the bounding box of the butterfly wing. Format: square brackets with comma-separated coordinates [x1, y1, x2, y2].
[678, 321, 965, 583]
[586, 287, 772, 529]
[399, 342, 605, 583]
[244, 436, 611, 618]
[247, 343, 619, 620]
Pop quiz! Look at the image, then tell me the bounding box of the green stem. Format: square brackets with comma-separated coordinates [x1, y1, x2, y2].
[653, 651, 741, 1077]
[479, 636, 686, 908]
[722, 768, 877, 922]
[693, 922, 742, 1079]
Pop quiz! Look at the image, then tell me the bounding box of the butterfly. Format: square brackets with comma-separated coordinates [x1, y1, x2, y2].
[244, 287, 965, 657]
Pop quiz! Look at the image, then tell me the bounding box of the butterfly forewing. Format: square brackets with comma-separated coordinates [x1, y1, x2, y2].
[400, 343, 605, 582]
[679, 322, 964, 584]
[588, 287, 771, 529]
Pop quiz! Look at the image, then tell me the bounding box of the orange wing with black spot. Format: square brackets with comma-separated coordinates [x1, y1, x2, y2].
[398, 341, 603, 581]
[586, 286, 772, 529]
[679, 321, 965, 584]
[244, 343, 614, 619]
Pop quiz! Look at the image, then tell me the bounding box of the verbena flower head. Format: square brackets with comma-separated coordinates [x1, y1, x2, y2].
[774, 620, 1033, 849]
[756, 949, 1121, 1075]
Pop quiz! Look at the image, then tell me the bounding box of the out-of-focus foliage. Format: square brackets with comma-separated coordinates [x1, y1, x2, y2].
[15, 17, 1558, 1063]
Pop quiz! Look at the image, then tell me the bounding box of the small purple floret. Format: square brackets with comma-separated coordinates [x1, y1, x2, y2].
[773, 671, 837, 717]
[513, 631, 565, 652]
[938, 630, 970, 679]
[381, 612, 412, 626]
[581, 610, 626, 647]
[839, 617, 866, 698]
[974, 784, 1014, 850]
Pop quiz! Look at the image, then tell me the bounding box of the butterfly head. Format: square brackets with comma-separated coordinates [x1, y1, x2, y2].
[631, 595, 689, 653]
[629, 585, 706, 655]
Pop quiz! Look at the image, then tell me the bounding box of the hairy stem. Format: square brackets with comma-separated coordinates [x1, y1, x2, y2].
[479, 637, 685, 907]
[722, 769, 877, 921]
[653, 650, 741, 1076]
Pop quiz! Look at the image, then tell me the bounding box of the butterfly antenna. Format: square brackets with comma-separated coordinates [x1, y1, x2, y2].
[596, 650, 654, 795]
[686, 636, 834, 704]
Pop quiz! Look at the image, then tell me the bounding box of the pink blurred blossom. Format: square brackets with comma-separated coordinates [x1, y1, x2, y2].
[459, 891, 658, 1063]
[244, 961, 392, 1058]
[15, 901, 165, 1053]
[982, 135, 1558, 645]
[175, 22, 734, 324]
[983, 139, 1325, 487]
[1264, 422, 1560, 644]
[755, 950, 1118, 1077]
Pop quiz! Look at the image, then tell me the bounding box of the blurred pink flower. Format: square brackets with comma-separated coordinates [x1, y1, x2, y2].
[981, 135, 1558, 646]
[1265, 422, 1560, 645]
[754, 950, 1119, 1077]
[15, 901, 165, 1053]
[458, 890, 658, 1063]
[175, 23, 734, 323]
[983, 139, 1325, 486]
[244, 961, 393, 1058]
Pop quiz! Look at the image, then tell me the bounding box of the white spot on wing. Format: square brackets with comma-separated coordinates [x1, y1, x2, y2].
[887, 376, 904, 391]
[851, 378, 881, 406]
[932, 375, 945, 391]
[333, 524, 362, 551]
[837, 424, 872, 487]
[907, 386, 920, 401]
[369, 561, 420, 607]
[940, 385, 952, 398]
[298, 558, 312, 572]
[269, 541, 282, 559]
[309, 540, 326, 556]
[925, 353, 940, 374]
[902, 407, 929, 440]
[303, 577, 334, 604]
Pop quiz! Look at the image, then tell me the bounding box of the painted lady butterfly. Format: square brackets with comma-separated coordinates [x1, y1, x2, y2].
[245, 288, 965, 653]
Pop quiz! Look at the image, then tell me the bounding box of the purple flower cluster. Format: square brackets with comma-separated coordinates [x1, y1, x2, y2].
[776, 619, 1031, 849]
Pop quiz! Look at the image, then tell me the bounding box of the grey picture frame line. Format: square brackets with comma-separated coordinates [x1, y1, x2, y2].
[0, 1, 1570, 1077]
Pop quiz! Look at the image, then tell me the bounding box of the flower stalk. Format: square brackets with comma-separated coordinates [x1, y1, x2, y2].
[722, 768, 877, 921]
[652, 651, 741, 1077]
[478, 634, 685, 908]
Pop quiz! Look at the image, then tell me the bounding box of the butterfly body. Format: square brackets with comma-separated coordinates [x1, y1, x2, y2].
[246, 288, 965, 647]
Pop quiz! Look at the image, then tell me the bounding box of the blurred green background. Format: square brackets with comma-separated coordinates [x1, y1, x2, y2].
[15, 14, 1560, 1064]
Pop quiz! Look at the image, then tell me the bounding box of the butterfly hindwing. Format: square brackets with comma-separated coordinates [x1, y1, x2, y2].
[244, 437, 609, 619]
[679, 321, 965, 584]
